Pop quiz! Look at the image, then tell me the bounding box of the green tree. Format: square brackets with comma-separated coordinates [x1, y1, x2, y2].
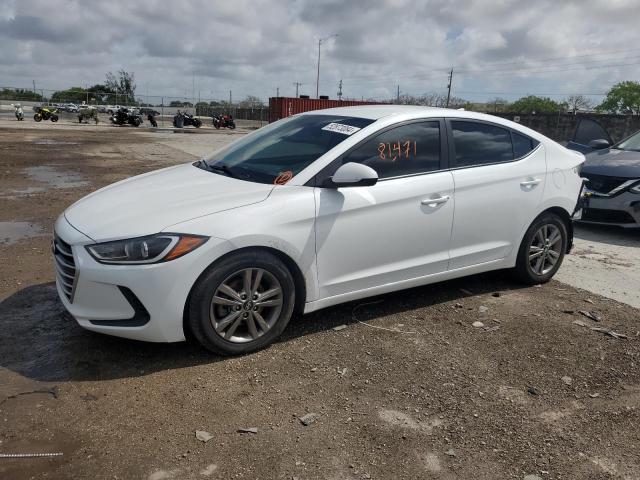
[509, 95, 565, 113]
[597, 81, 640, 115]
[50, 87, 90, 104]
[0, 88, 44, 101]
[105, 70, 136, 104]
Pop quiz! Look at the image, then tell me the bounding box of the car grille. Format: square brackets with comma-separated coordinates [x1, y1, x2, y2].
[582, 208, 636, 224]
[53, 234, 77, 302]
[584, 173, 631, 195]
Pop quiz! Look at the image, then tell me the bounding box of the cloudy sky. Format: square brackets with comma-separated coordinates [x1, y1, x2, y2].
[1, 0, 639, 104]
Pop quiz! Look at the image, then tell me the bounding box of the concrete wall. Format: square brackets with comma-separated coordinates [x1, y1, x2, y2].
[492, 113, 640, 143]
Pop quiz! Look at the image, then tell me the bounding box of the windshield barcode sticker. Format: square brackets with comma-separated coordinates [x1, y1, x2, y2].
[321, 123, 361, 135]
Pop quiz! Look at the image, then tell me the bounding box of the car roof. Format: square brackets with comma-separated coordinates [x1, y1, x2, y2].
[300, 104, 442, 120]
[297, 104, 552, 146]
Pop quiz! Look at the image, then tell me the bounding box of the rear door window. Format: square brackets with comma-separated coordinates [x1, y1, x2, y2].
[451, 121, 513, 167]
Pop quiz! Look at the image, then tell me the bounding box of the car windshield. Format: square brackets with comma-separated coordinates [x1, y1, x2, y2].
[201, 114, 374, 184]
[615, 131, 640, 152]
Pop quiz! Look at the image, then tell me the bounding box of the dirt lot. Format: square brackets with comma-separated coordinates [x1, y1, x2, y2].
[1, 120, 639, 480]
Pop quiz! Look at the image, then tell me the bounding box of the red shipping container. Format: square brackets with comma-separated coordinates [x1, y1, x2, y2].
[268, 97, 387, 123]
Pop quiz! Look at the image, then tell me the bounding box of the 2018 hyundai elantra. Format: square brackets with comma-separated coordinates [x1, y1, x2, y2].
[53, 106, 584, 354]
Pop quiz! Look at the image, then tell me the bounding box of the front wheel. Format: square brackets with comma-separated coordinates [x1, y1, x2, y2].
[514, 212, 568, 285]
[34, 113, 42, 122]
[213, 119, 221, 129]
[228, 122, 236, 129]
[51, 115, 59, 122]
[194, 119, 202, 128]
[188, 251, 296, 355]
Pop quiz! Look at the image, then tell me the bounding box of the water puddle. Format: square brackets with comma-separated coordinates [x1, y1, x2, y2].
[0, 221, 45, 245]
[24, 165, 89, 189]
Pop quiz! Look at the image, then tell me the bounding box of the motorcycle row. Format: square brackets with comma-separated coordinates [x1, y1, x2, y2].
[172, 111, 236, 129]
[10, 103, 236, 130]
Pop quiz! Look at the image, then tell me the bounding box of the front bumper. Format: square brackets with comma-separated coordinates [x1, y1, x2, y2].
[574, 191, 640, 228]
[53, 215, 231, 343]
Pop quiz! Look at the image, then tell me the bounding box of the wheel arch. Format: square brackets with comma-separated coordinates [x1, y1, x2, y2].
[538, 206, 574, 253]
[182, 246, 307, 340]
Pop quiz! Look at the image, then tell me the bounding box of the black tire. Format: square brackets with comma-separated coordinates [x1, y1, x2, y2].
[51, 115, 58, 122]
[194, 119, 202, 128]
[228, 122, 236, 129]
[514, 212, 568, 285]
[133, 117, 141, 127]
[188, 250, 296, 355]
[34, 113, 42, 122]
[213, 120, 220, 129]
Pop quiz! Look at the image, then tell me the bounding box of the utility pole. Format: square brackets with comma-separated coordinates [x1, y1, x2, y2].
[337, 79, 343, 101]
[396, 85, 400, 103]
[276, 86, 279, 97]
[229, 90, 232, 114]
[32, 80, 36, 96]
[293, 82, 303, 97]
[316, 34, 338, 99]
[446, 68, 453, 108]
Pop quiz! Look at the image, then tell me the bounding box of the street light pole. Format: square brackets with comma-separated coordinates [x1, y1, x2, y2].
[316, 34, 338, 99]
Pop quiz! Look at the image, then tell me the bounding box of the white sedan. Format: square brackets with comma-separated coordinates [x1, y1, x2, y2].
[53, 106, 584, 354]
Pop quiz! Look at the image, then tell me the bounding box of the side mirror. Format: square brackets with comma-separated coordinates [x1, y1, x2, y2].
[324, 162, 378, 188]
[588, 139, 611, 150]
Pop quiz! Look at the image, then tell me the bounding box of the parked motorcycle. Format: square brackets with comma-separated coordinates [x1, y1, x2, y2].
[111, 107, 142, 127]
[34, 106, 59, 122]
[12, 104, 24, 121]
[147, 113, 158, 128]
[212, 113, 236, 129]
[173, 111, 202, 128]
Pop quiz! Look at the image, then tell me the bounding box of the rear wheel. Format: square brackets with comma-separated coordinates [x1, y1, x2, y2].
[194, 119, 202, 128]
[51, 115, 58, 122]
[188, 251, 295, 355]
[514, 212, 568, 284]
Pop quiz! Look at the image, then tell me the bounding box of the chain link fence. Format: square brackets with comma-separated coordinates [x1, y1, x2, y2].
[0, 86, 267, 122]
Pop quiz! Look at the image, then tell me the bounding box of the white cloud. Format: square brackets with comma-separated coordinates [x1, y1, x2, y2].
[0, 0, 638, 103]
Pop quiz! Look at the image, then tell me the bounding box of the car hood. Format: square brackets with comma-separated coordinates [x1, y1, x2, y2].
[65, 163, 274, 241]
[583, 148, 640, 178]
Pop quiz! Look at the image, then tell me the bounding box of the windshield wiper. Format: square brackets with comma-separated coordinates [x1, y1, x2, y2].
[209, 164, 235, 177]
[195, 160, 235, 177]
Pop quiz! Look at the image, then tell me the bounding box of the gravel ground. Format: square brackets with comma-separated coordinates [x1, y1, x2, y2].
[0, 120, 639, 480]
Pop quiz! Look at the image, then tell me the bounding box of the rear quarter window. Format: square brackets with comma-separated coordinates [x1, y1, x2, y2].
[512, 131, 539, 158]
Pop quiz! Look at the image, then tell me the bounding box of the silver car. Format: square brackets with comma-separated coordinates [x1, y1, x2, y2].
[568, 119, 640, 228]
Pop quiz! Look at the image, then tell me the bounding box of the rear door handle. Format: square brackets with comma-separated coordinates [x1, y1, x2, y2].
[520, 178, 542, 187]
[421, 195, 450, 207]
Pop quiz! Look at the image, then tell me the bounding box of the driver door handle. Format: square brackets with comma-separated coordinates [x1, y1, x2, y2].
[520, 178, 542, 187]
[421, 195, 450, 207]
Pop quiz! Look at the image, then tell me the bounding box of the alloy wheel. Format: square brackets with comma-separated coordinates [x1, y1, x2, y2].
[209, 268, 283, 343]
[528, 224, 562, 276]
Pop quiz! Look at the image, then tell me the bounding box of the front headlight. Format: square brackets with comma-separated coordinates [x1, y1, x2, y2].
[86, 233, 208, 265]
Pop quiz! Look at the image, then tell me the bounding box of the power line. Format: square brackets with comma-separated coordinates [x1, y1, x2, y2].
[341, 49, 640, 86]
